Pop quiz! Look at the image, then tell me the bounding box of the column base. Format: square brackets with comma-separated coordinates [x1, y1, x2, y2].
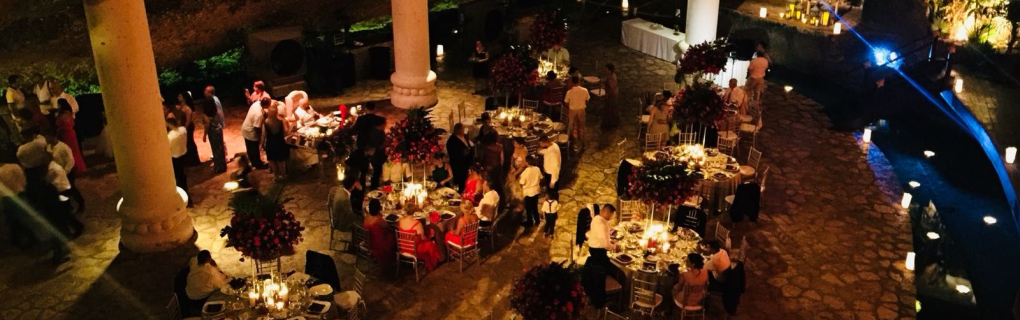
[118, 200, 195, 253]
[390, 71, 439, 109]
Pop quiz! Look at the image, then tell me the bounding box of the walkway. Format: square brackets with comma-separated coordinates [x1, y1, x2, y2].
[0, 16, 913, 320]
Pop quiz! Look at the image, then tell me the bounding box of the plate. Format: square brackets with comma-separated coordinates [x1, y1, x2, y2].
[202, 301, 226, 314]
[713, 172, 729, 180]
[286, 317, 307, 320]
[287, 272, 310, 282]
[440, 212, 456, 220]
[647, 255, 660, 262]
[367, 190, 384, 199]
[309, 283, 333, 296]
[616, 254, 634, 264]
[384, 214, 400, 222]
[307, 301, 332, 314]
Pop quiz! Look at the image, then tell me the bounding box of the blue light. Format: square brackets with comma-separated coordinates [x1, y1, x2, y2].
[873, 47, 902, 69]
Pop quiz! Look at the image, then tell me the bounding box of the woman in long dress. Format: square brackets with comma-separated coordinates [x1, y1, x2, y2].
[471, 40, 490, 95]
[177, 93, 201, 166]
[364, 199, 396, 270]
[263, 105, 290, 180]
[646, 100, 671, 147]
[397, 215, 441, 270]
[55, 99, 85, 175]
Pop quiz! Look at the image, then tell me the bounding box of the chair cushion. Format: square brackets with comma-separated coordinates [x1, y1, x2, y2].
[634, 294, 663, 308]
[553, 123, 567, 131]
[739, 123, 757, 133]
[718, 131, 738, 139]
[724, 195, 734, 204]
[591, 89, 606, 97]
[640, 115, 650, 123]
[605, 276, 623, 293]
[583, 76, 601, 83]
[334, 290, 362, 310]
[739, 114, 753, 123]
[400, 252, 417, 259]
[739, 165, 756, 176]
[556, 134, 569, 144]
[446, 240, 476, 249]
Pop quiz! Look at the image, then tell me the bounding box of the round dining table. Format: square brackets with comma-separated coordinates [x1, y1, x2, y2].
[607, 221, 702, 312]
[204, 273, 341, 320]
[643, 144, 741, 214]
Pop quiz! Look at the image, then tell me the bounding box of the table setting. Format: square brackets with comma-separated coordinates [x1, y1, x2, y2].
[610, 221, 702, 274]
[642, 144, 741, 213]
[477, 107, 561, 140]
[368, 182, 462, 231]
[203, 271, 340, 320]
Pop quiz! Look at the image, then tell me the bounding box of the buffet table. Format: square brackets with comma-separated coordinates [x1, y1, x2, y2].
[621, 18, 686, 61]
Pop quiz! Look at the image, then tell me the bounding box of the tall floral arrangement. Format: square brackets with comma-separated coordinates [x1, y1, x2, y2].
[530, 11, 568, 52]
[490, 54, 539, 95]
[220, 184, 305, 261]
[510, 262, 586, 320]
[673, 82, 728, 125]
[679, 40, 729, 75]
[318, 105, 358, 160]
[386, 106, 446, 165]
[628, 152, 701, 206]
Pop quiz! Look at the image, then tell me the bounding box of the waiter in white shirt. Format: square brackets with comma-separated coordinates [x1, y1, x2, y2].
[167, 117, 190, 205]
[584, 204, 617, 309]
[537, 136, 561, 192]
[518, 156, 543, 226]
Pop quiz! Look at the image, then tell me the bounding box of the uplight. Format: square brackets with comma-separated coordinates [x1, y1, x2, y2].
[908, 181, 920, 188]
[783, 85, 793, 93]
[901, 192, 912, 209]
[833, 22, 842, 35]
[925, 232, 940, 240]
[923, 150, 935, 158]
[955, 285, 971, 294]
[862, 128, 872, 143]
[224, 181, 240, 191]
[1006, 147, 1016, 164]
[436, 45, 445, 57]
[905, 252, 915, 270]
[622, 0, 629, 14]
[759, 7, 767, 18]
[954, 78, 964, 93]
[983, 216, 997, 225]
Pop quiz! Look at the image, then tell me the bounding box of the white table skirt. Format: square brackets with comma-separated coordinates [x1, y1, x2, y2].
[621, 18, 686, 62]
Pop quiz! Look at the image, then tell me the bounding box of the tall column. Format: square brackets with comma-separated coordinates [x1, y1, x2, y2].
[84, 0, 194, 252]
[390, 0, 438, 109]
[685, 0, 720, 46]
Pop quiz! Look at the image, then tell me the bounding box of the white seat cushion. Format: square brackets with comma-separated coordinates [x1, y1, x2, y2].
[334, 290, 361, 310]
[400, 252, 416, 259]
[634, 294, 663, 308]
[739, 123, 757, 133]
[556, 134, 569, 144]
[591, 88, 606, 97]
[739, 165, 756, 176]
[724, 195, 734, 204]
[640, 115, 650, 123]
[718, 131, 738, 139]
[446, 240, 476, 249]
[739, 114, 753, 123]
[553, 123, 567, 131]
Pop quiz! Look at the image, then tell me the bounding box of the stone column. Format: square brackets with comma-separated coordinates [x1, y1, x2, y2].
[84, 0, 194, 252]
[685, 0, 720, 46]
[390, 0, 438, 109]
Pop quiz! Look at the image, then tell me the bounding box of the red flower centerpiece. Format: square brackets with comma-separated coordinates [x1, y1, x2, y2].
[385, 106, 446, 165]
[490, 54, 539, 96]
[628, 152, 701, 206]
[679, 39, 729, 76]
[220, 184, 305, 261]
[510, 262, 586, 320]
[673, 81, 728, 126]
[530, 11, 568, 53]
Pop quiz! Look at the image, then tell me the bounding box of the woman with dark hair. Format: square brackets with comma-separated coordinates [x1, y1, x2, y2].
[363, 199, 395, 270]
[446, 122, 473, 191]
[263, 104, 290, 180]
[201, 100, 227, 173]
[55, 99, 85, 175]
[673, 253, 709, 308]
[477, 131, 503, 192]
[429, 155, 453, 188]
[470, 40, 490, 95]
[601, 63, 619, 129]
[461, 166, 484, 205]
[177, 92, 201, 166]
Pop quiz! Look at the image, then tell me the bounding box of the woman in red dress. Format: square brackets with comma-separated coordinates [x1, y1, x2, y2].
[461, 167, 484, 205]
[397, 215, 441, 270]
[445, 202, 480, 246]
[363, 200, 395, 270]
[55, 99, 85, 174]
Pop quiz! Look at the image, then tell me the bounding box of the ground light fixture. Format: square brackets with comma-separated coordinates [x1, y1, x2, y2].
[223, 181, 240, 191]
[923, 150, 936, 158]
[983, 216, 997, 225]
[905, 252, 916, 270]
[759, 7, 767, 18]
[926, 232, 940, 240]
[955, 285, 971, 294]
[901, 192, 912, 209]
[862, 128, 872, 143]
[954, 78, 964, 93]
[1006, 147, 1016, 164]
[783, 85, 793, 93]
[833, 22, 842, 34]
[908, 181, 921, 188]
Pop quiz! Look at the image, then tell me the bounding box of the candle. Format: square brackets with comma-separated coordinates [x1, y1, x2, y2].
[780, 12, 785, 19]
[901, 192, 912, 209]
[833, 22, 842, 34]
[863, 128, 872, 143]
[954, 78, 964, 93]
[279, 284, 289, 302]
[801, 16, 807, 24]
[276, 301, 285, 311]
[788, 3, 794, 11]
[249, 291, 259, 306]
[436, 44, 445, 57]
[267, 297, 275, 308]
[1006, 147, 1017, 164]
[350, 106, 357, 116]
[759, 7, 767, 18]
[662, 242, 671, 252]
[821, 11, 830, 25]
[905, 252, 916, 270]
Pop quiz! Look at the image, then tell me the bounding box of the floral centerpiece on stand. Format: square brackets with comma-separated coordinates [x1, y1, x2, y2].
[385, 106, 446, 165]
[529, 11, 568, 53]
[510, 262, 586, 320]
[628, 152, 701, 207]
[673, 81, 728, 126]
[679, 39, 729, 77]
[220, 184, 305, 262]
[490, 53, 540, 99]
[318, 104, 358, 160]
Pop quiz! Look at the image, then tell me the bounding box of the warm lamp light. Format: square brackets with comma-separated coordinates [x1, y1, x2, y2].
[908, 181, 921, 188]
[901, 192, 912, 209]
[905, 252, 915, 270]
[1006, 147, 1017, 164]
[833, 22, 842, 34]
[780, 12, 786, 19]
[436, 44, 445, 57]
[622, 0, 629, 13]
[954, 25, 968, 41]
[862, 128, 872, 143]
[224, 181, 240, 191]
[926, 232, 940, 240]
[954, 78, 964, 93]
[759, 7, 767, 18]
[821, 11, 830, 25]
[955, 285, 971, 294]
[783, 85, 793, 93]
[984, 216, 997, 225]
[923, 150, 935, 158]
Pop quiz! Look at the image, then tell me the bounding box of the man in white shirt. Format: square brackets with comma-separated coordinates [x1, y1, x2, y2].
[537, 136, 561, 191]
[6, 75, 26, 110]
[48, 82, 78, 115]
[723, 78, 749, 114]
[563, 76, 590, 151]
[241, 98, 269, 169]
[701, 239, 731, 284]
[33, 78, 52, 113]
[381, 161, 411, 184]
[476, 181, 500, 225]
[186, 250, 229, 301]
[544, 44, 570, 68]
[16, 130, 71, 193]
[293, 99, 319, 128]
[584, 204, 617, 309]
[746, 51, 769, 104]
[518, 156, 543, 226]
[204, 86, 223, 117]
[45, 131, 85, 213]
[168, 117, 190, 204]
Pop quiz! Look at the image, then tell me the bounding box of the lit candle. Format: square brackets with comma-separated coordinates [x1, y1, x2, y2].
[905, 252, 916, 270]
[821, 11, 830, 25]
[249, 291, 259, 306]
[862, 128, 872, 143]
[901, 192, 912, 209]
[519, 115, 526, 122]
[801, 16, 807, 24]
[279, 284, 289, 302]
[1006, 147, 1017, 164]
[436, 44, 445, 57]
[276, 301, 285, 311]
[622, 0, 629, 13]
[499, 111, 507, 119]
[662, 242, 670, 252]
[759, 7, 767, 18]
[954, 78, 964, 93]
[780, 12, 786, 19]
[266, 297, 275, 307]
[788, 3, 794, 11]
[350, 106, 357, 116]
[833, 22, 842, 34]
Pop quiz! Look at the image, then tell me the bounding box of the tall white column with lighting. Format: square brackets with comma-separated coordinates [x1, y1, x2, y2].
[685, 0, 720, 46]
[390, 0, 438, 109]
[84, 0, 194, 252]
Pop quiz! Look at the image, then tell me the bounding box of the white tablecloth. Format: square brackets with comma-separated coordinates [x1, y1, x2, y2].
[621, 18, 686, 62]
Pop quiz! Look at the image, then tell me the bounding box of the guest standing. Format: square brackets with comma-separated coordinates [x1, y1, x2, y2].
[519, 156, 542, 227]
[33, 77, 53, 114]
[352, 102, 387, 188]
[201, 99, 227, 173]
[241, 98, 269, 169]
[167, 117, 190, 206]
[563, 76, 590, 151]
[203, 86, 227, 163]
[345, 146, 375, 215]
[583, 204, 617, 309]
[6, 75, 26, 111]
[263, 104, 290, 180]
[446, 123, 473, 191]
[537, 136, 561, 193]
[544, 44, 571, 69]
[397, 214, 441, 270]
[18, 143, 72, 264]
[541, 193, 560, 238]
[477, 132, 504, 193]
[44, 130, 84, 213]
[177, 93, 201, 166]
[471, 40, 491, 95]
[647, 100, 671, 146]
[430, 156, 453, 187]
[243, 80, 271, 106]
[54, 99, 85, 175]
[746, 49, 769, 104]
[47, 82, 78, 116]
[601, 63, 620, 129]
[364, 199, 396, 270]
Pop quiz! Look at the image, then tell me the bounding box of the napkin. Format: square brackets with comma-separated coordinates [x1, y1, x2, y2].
[429, 211, 441, 224]
[381, 185, 393, 193]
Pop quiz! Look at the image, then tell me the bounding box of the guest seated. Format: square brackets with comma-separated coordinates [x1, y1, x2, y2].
[461, 167, 484, 204]
[381, 160, 411, 185]
[292, 98, 320, 128]
[673, 253, 709, 307]
[544, 44, 570, 68]
[700, 239, 731, 289]
[429, 156, 453, 188]
[397, 213, 442, 270]
[722, 78, 749, 114]
[185, 250, 229, 301]
[476, 180, 500, 226]
[363, 199, 396, 270]
[445, 202, 480, 246]
[542, 71, 564, 103]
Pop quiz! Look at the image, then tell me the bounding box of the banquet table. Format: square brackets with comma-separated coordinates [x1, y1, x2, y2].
[285, 114, 345, 172]
[367, 185, 463, 258]
[203, 273, 342, 320]
[644, 145, 742, 214]
[474, 108, 562, 149]
[607, 221, 702, 311]
[621, 18, 686, 62]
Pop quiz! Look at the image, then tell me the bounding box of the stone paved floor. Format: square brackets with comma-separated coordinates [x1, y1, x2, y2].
[0, 19, 914, 320]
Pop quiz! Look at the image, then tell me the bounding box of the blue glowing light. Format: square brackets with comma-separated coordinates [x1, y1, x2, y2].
[873, 48, 902, 69]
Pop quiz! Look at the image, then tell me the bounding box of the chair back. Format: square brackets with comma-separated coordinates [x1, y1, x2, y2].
[521, 99, 539, 111]
[717, 136, 738, 155]
[679, 283, 708, 308]
[746, 148, 762, 169]
[327, 187, 341, 230]
[396, 230, 420, 257]
[631, 276, 658, 308]
[525, 135, 541, 154]
[618, 200, 643, 223]
[714, 222, 731, 250]
[758, 165, 770, 189]
[352, 224, 371, 255]
[459, 221, 480, 246]
[166, 293, 183, 320]
[677, 132, 696, 145]
[305, 250, 342, 291]
[678, 206, 703, 235]
[457, 101, 467, 123]
[544, 86, 567, 105]
[353, 268, 366, 298]
[737, 235, 749, 261]
[559, 104, 570, 124]
[644, 133, 663, 152]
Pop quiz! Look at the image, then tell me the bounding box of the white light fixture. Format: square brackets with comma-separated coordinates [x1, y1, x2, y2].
[954, 25, 968, 41]
[923, 150, 936, 158]
[436, 45, 445, 57]
[117, 198, 124, 212]
[954, 78, 964, 93]
[759, 7, 767, 18]
[901, 192, 912, 209]
[783, 85, 793, 93]
[1006, 147, 1017, 164]
[833, 22, 842, 34]
[176, 187, 189, 205]
[908, 181, 921, 188]
[780, 12, 786, 19]
[955, 285, 971, 294]
[926, 232, 940, 240]
[223, 181, 239, 191]
[862, 128, 872, 143]
[983, 216, 998, 225]
[905, 252, 916, 270]
[622, 0, 629, 14]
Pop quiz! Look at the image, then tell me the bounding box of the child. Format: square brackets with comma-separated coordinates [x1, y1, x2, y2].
[541, 192, 560, 238]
